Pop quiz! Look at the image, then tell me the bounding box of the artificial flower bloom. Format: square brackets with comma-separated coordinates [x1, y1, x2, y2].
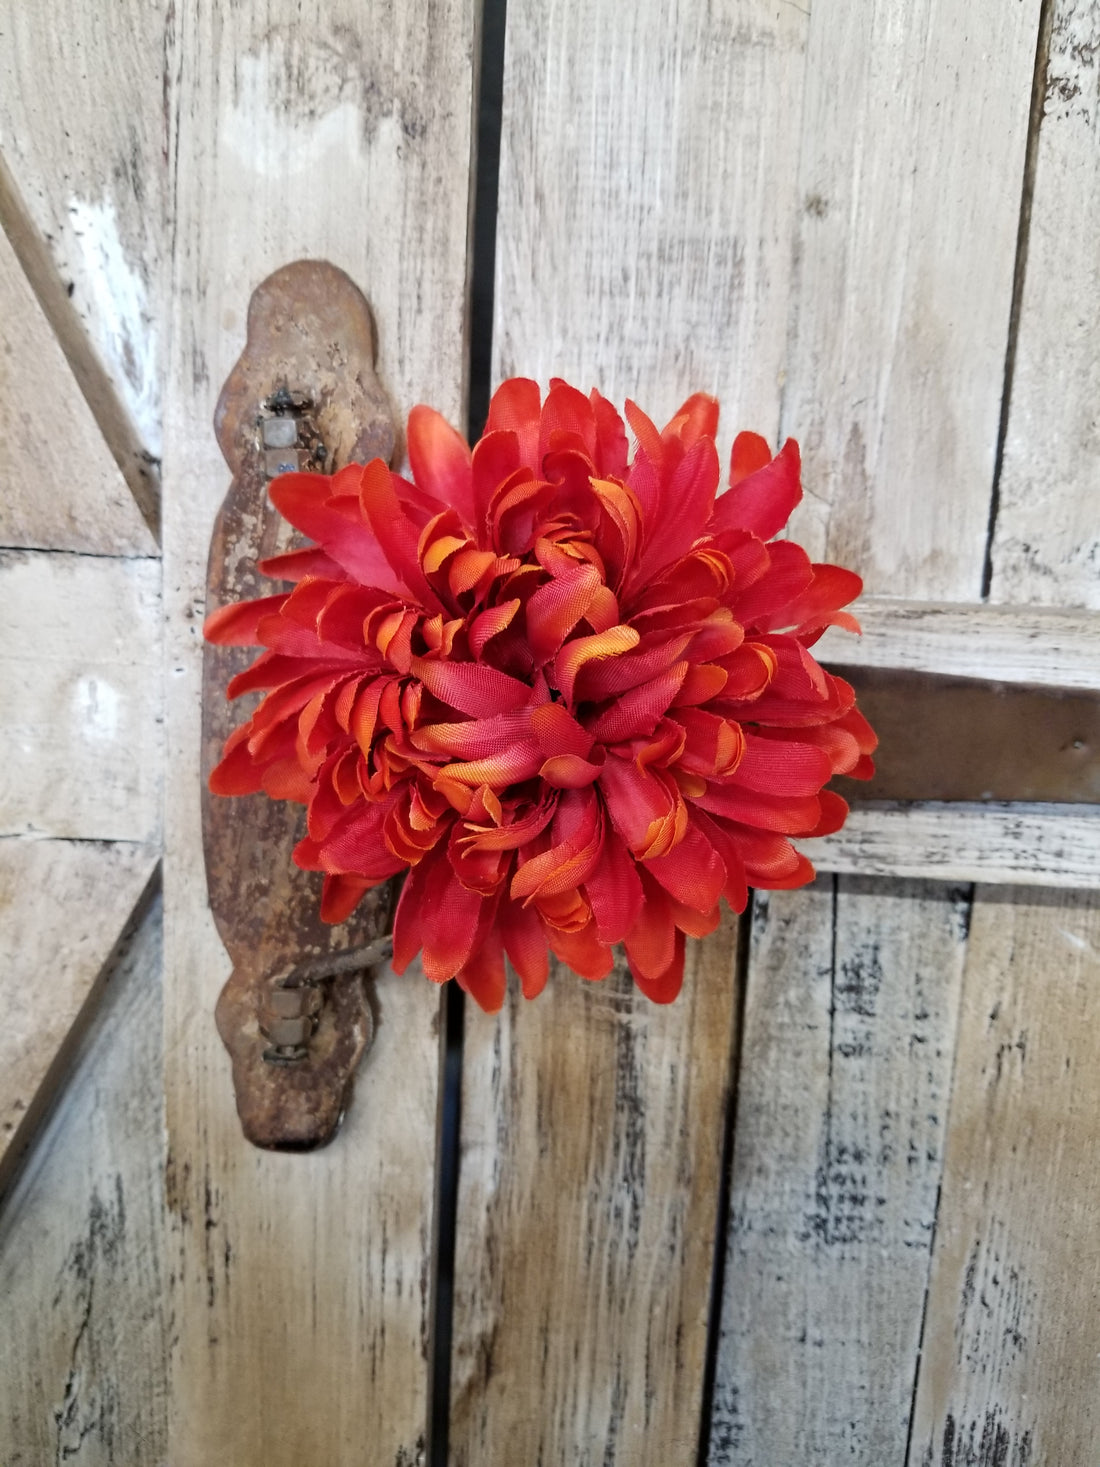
[205, 378, 875, 1011]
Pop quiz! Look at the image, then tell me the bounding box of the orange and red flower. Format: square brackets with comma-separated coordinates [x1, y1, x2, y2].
[205, 378, 875, 1010]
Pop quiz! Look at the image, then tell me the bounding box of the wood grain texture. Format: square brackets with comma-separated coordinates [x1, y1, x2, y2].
[0, 221, 157, 556]
[811, 802, 1100, 888]
[0, 0, 169, 481]
[0, 838, 158, 1195]
[160, 4, 475, 1462]
[908, 887, 1100, 1465]
[816, 597, 1100, 690]
[493, 0, 810, 434]
[0, 550, 161, 843]
[0, 893, 168, 1466]
[782, 0, 1041, 599]
[451, 922, 740, 1467]
[462, 6, 813, 1454]
[990, 0, 1100, 609]
[709, 878, 970, 1464]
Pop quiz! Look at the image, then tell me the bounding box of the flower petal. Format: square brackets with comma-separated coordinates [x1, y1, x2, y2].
[411, 657, 532, 716]
[631, 930, 685, 1004]
[269, 471, 408, 593]
[358, 457, 441, 609]
[539, 753, 604, 788]
[525, 563, 602, 665]
[712, 437, 802, 541]
[624, 875, 676, 981]
[485, 377, 542, 469]
[552, 625, 640, 706]
[545, 920, 615, 982]
[204, 594, 288, 645]
[320, 873, 375, 923]
[500, 898, 551, 998]
[456, 923, 507, 1012]
[584, 832, 644, 944]
[407, 404, 475, 524]
[644, 819, 725, 911]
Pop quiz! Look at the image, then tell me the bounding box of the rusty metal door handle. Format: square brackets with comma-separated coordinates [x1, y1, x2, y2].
[201, 261, 398, 1150]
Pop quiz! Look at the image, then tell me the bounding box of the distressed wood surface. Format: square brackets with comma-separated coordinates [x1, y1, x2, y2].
[1, 1, 1096, 1461]
[450, 3, 813, 1456]
[160, 4, 475, 1462]
[452, 924, 739, 1466]
[0, 222, 156, 556]
[493, 0, 809, 435]
[782, 0, 1040, 600]
[811, 802, 1100, 889]
[908, 887, 1100, 1465]
[0, 17, 169, 1460]
[702, 4, 1100, 1459]
[990, 0, 1100, 609]
[816, 597, 1100, 690]
[0, 0, 168, 502]
[710, 877, 970, 1463]
[0, 894, 168, 1466]
[0, 839, 158, 1196]
[0, 550, 161, 843]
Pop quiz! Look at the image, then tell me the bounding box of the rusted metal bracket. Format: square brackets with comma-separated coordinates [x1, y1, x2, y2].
[202, 261, 398, 1150]
[831, 665, 1100, 805]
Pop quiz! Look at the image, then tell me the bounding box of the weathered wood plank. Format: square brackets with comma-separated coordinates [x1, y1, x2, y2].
[161, 5, 475, 1462]
[0, 838, 158, 1195]
[0, 550, 161, 843]
[709, 877, 969, 1465]
[0, 892, 168, 1466]
[781, 0, 1041, 599]
[816, 597, 1100, 690]
[811, 802, 1100, 889]
[0, 0, 169, 499]
[990, 0, 1100, 609]
[452, 922, 740, 1467]
[908, 887, 1100, 1465]
[457, 5, 821, 1449]
[451, 4, 813, 1456]
[493, 0, 809, 434]
[0, 221, 157, 556]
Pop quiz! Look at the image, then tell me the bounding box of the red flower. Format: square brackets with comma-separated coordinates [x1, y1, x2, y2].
[206, 378, 875, 1011]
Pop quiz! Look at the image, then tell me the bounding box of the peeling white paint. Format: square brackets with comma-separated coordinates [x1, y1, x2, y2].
[73, 676, 121, 744]
[1059, 928, 1097, 958]
[224, 47, 381, 184]
[66, 195, 161, 456]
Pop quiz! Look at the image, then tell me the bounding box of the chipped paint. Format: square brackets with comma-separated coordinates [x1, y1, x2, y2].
[66, 195, 161, 456]
[224, 37, 402, 184]
[73, 675, 121, 744]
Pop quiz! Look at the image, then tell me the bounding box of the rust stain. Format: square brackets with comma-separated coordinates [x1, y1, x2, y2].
[203, 260, 397, 1150]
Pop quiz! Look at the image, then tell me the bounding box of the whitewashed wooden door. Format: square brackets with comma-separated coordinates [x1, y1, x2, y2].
[2, 3, 1099, 1465]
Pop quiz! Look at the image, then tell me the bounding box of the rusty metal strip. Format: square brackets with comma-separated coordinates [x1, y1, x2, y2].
[828, 665, 1100, 805]
[202, 261, 398, 1150]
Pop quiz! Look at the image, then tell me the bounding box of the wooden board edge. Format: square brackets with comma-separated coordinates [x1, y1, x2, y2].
[811, 802, 1100, 888]
[0, 849, 160, 1204]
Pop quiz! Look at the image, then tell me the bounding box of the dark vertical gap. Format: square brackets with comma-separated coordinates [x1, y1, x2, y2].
[824, 871, 839, 1177]
[428, 2, 508, 1460]
[696, 895, 756, 1466]
[902, 883, 976, 1467]
[428, 982, 466, 1467]
[980, 0, 1054, 599]
[467, 0, 509, 443]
